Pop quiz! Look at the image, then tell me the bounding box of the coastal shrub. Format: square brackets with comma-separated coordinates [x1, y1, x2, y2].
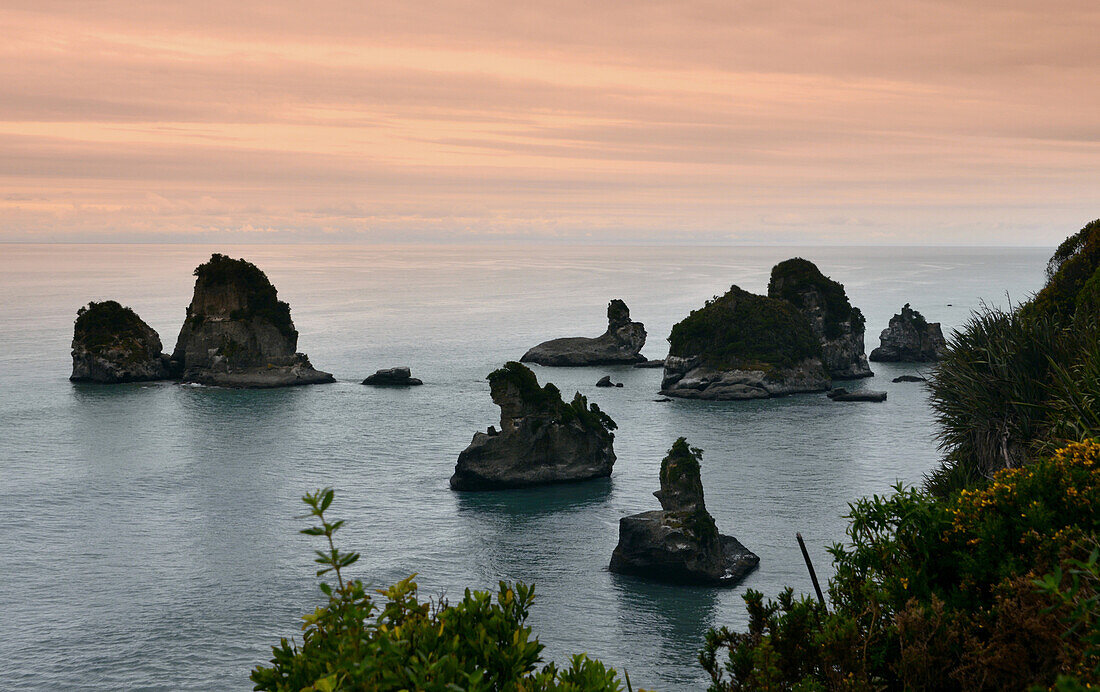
[486, 362, 617, 435]
[191, 253, 296, 340]
[252, 489, 628, 692]
[667, 285, 821, 371]
[73, 300, 151, 360]
[1028, 218, 1100, 322]
[768, 257, 866, 339]
[700, 440, 1100, 691]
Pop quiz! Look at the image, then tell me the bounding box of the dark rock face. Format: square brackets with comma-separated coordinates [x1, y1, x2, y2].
[363, 367, 423, 386]
[768, 258, 872, 379]
[520, 299, 647, 366]
[893, 374, 927, 383]
[171, 254, 334, 388]
[450, 362, 617, 491]
[634, 359, 665, 368]
[827, 388, 887, 402]
[870, 304, 947, 362]
[661, 286, 829, 400]
[70, 301, 171, 383]
[595, 375, 622, 388]
[609, 438, 759, 585]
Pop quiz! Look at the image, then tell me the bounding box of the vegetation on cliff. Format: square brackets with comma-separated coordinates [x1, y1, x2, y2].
[767, 257, 866, 339]
[252, 490, 628, 692]
[190, 253, 296, 340]
[487, 361, 617, 435]
[73, 300, 154, 362]
[667, 286, 821, 372]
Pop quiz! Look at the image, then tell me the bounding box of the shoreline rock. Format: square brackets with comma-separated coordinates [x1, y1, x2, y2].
[661, 286, 829, 400]
[768, 258, 872, 379]
[520, 300, 646, 366]
[170, 254, 334, 388]
[363, 367, 423, 386]
[450, 362, 617, 491]
[70, 301, 172, 383]
[869, 304, 947, 362]
[609, 438, 759, 586]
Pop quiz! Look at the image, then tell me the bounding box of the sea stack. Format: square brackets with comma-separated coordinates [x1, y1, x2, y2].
[170, 254, 334, 387]
[609, 438, 759, 585]
[869, 304, 947, 362]
[520, 299, 647, 366]
[450, 362, 617, 490]
[660, 286, 829, 399]
[70, 301, 172, 383]
[767, 258, 872, 379]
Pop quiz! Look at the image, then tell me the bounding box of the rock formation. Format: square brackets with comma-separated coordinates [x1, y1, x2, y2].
[450, 362, 617, 491]
[827, 388, 887, 402]
[520, 299, 646, 366]
[609, 438, 759, 585]
[634, 359, 665, 368]
[362, 367, 423, 386]
[768, 258, 872, 379]
[869, 304, 947, 362]
[170, 254, 334, 387]
[70, 301, 172, 383]
[595, 375, 622, 388]
[893, 374, 927, 383]
[661, 286, 829, 400]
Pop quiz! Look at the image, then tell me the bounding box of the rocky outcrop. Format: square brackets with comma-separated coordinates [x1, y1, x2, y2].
[363, 367, 423, 386]
[450, 362, 617, 491]
[827, 388, 887, 402]
[609, 438, 759, 585]
[520, 300, 646, 366]
[634, 359, 665, 368]
[170, 254, 334, 388]
[768, 258, 872, 379]
[869, 304, 947, 362]
[661, 286, 829, 400]
[70, 301, 172, 383]
[595, 375, 622, 388]
[893, 375, 927, 383]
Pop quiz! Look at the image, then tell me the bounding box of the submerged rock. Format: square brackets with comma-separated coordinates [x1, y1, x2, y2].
[363, 367, 423, 386]
[450, 362, 617, 491]
[595, 375, 622, 388]
[827, 388, 887, 402]
[609, 438, 759, 585]
[893, 374, 927, 383]
[768, 258, 872, 379]
[520, 299, 646, 366]
[870, 304, 947, 362]
[70, 301, 172, 383]
[170, 254, 334, 388]
[661, 286, 829, 400]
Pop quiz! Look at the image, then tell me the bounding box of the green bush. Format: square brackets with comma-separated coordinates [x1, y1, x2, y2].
[768, 258, 865, 339]
[191, 254, 296, 341]
[252, 489, 628, 692]
[486, 362, 617, 435]
[73, 300, 153, 361]
[667, 285, 821, 371]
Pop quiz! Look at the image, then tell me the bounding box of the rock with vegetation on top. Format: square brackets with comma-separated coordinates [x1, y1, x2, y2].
[170, 254, 334, 387]
[609, 438, 759, 585]
[869, 304, 947, 362]
[520, 299, 647, 366]
[660, 286, 830, 400]
[362, 367, 423, 386]
[70, 301, 172, 383]
[768, 258, 873, 379]
[450, 362, 617, 491]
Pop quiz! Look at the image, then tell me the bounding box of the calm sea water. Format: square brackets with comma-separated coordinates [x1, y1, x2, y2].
[0, 244, 1049, 691]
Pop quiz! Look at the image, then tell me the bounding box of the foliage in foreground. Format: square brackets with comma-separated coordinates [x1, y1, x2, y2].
[700, 440, 1100, 691]
[252, 489, 627, 692]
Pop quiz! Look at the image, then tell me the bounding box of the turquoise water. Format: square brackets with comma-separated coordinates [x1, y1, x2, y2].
[0, 244, 1048, 690]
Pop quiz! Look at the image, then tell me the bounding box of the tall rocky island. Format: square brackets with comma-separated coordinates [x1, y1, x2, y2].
[870, 304, 947, 362]
[609, 438, 758, 585]
[660, 286, 829, 399]
[171, 254, 334, 387]
[450, 362, 617, 490]
[70, 301, 172, 383]
[520, 299, 647, 366]
[768, 258, 873, 379]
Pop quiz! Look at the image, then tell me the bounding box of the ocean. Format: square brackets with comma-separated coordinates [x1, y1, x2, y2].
[0, 243, 1049, 690]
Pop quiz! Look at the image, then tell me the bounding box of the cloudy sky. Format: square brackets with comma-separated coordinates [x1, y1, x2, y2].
[2, 1, 1098, 244]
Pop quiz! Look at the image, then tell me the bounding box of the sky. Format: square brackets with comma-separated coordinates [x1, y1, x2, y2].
[1, 1, 1098, 245]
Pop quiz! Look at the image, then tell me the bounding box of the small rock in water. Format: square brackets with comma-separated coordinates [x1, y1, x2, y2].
[634, 359, 665, 368]
[595, 375, 622, 388]
[362, 366, 424, 386]
[827, 388, 887, 402]
[653, 397, 672, 402]
[892, 375, 927, 383]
